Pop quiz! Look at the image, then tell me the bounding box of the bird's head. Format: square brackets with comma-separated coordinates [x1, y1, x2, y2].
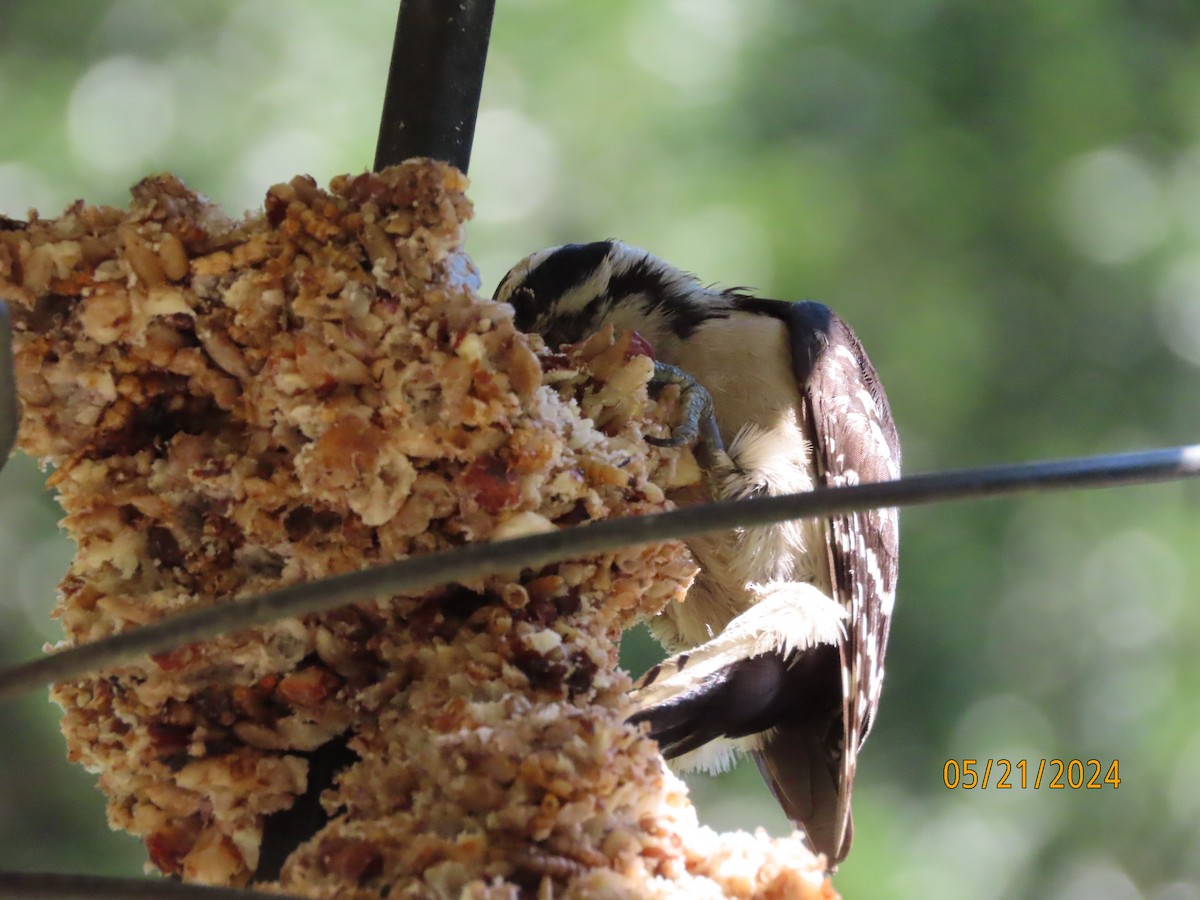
[493, 240, 715, 352]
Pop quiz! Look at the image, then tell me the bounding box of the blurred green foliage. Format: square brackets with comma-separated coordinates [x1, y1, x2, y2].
[2, 1, 1199, 896]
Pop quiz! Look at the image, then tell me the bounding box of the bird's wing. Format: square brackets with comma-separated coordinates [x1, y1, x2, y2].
[738, 297, 901, 865]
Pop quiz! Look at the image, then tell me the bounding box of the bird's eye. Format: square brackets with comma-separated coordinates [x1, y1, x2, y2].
[509, 286, 537, 330]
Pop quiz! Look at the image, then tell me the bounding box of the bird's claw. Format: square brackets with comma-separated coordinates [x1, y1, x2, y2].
[647, 361, 736, 483]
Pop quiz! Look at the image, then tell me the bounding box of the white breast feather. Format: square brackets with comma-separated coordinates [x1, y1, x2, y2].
[651, 311, 832, 650]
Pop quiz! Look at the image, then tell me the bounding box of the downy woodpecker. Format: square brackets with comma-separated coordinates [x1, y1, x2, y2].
[493, 240, 901, 867]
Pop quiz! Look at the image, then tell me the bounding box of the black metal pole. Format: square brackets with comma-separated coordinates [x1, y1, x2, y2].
[374, 0, 496, 172]
[0, 302, 15, 468]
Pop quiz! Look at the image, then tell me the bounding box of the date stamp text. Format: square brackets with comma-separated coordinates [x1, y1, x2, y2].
[942, 758, 1121, 790]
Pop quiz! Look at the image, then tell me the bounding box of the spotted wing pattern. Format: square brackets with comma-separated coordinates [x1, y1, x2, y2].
[740, 298, 901, 865]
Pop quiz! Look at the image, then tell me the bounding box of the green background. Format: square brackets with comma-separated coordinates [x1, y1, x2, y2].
[2, 2, 1199, 897]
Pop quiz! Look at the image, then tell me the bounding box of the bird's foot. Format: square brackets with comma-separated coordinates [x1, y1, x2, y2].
[646, 361, 740, 491]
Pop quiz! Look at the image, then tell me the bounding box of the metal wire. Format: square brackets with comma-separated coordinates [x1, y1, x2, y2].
[0, 872, 306, 900]
[0, 442, 1195, 705]
[374, 0, 496, 172]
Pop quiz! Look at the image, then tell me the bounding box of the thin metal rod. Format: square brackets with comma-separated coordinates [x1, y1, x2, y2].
[0, 443, 1195, 705]
[374, 0, 496, 172]
[0, 301, 16, 470]
[0, 872, 306, 900]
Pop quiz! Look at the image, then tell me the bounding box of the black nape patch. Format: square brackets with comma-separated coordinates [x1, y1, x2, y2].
[252, 734, 360, 883]
[734, 296, 833, 383]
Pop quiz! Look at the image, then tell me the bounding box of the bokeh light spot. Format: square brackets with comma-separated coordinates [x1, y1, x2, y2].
[470, 109, 559, 225]
[1048, 861, 1141, 900]
[1057, 147, 1165, 265]
[624, 0, 762, 98]
[229, 129, 338, 213]
[0, 164, 54, 218]
[655, 205, 774, 291]
[1081, 530, 1181, 652]
[1155, 254, 1200, 369]
[948, 694, 1056, 765]
[67, 56, 177, 178]
[899, 808, 1032, 900]
[1151, 884, 1200, 900]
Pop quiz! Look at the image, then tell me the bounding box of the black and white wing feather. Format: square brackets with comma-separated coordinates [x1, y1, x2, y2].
[741, 298, 901, 865]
